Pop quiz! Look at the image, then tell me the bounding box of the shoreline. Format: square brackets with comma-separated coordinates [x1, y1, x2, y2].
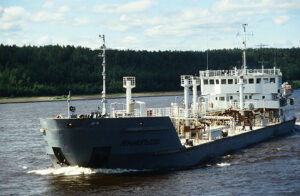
[0, 91, 183, 104]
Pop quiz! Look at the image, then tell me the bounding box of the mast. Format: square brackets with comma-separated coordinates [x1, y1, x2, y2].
[206, 49, 209, 70]
[273, 49, 277, 67]
[99, 35, 107, 115]
[242, 23, 247, 74]
[239, 24, 250, 110]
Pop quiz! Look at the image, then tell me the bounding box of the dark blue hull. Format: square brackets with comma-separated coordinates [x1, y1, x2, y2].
[40, 117, 296, 170]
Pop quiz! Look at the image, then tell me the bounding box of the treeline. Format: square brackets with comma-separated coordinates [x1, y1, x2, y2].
[0, 44, 300, 97]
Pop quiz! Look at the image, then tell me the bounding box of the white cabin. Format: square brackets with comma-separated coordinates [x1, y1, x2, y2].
[200, 68, 282, 110]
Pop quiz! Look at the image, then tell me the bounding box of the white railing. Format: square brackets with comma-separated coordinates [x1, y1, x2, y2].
[111, 107, 172, 118]
[111, 109, 143, 118]
[200, 69, 238, 77]
[111, 106, 204, 118]
[147, 107, 172, 117]
[111, 99, 281, 119]
[123, 76, 136, 87]
[200, 69, 281, 77]
[205, 100, 258, 110]
[221, 100, 279, 110]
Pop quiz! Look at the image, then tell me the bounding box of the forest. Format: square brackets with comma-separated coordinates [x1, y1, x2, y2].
[0, 44, 299, 97]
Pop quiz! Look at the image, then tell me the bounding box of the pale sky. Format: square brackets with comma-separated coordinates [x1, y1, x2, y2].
[0, 0, 299, 51]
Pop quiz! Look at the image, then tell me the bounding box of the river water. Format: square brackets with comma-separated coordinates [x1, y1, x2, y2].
[0, 91, 300, 196]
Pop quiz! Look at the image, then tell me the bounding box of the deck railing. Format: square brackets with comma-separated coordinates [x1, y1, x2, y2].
[200, 69, 281, 77]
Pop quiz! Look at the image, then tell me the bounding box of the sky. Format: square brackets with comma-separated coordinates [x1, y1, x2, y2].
[0, 0, 299, 51]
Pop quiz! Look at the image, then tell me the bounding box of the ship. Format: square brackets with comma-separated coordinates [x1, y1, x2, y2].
[40, 24, 296, 170]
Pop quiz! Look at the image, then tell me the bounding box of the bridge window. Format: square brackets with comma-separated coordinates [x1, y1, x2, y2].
[230, 95, 233, 100]
[279, 77, 282, 84]
[209, 79, 214, 84]
[256, 78, 261, 84]
[245, 95, 248, 99]
[228, 79, 233, 84]
[221, 79, 226, 84]
[249, 78, 254, 84]
[219, 97, 225, 101]
[216, 79, 219, 84]
[262, 96, 265, 99]
[235, 79, 238, 84]
[263, 78, 269, 84]
[215, 97, 218, 100]
[204, 79, 208, 85]
[270, 78, 275, 83]
[249, 95, 252, 99]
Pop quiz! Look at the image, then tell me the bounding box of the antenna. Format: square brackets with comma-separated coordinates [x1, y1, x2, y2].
[206, 49, 209, 70]
[242, 23, 247, 74]
[273, 49, 277, 67]
[99, 34, 107, 116]
[256, 43, 268, 72]
[237, 24, 253, 74]
[205, 34, 209, 71]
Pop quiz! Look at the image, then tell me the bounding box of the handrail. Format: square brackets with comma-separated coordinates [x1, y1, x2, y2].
[200, 69, 281, 77]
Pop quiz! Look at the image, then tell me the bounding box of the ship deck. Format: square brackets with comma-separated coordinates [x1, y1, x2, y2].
[180, 123, 280, 148]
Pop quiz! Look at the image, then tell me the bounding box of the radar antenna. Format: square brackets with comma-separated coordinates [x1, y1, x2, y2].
[99, 35, 107, 116]
[237, 24, 253, 74]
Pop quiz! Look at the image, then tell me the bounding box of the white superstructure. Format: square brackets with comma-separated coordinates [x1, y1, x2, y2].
[199, 68, 282, 110]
